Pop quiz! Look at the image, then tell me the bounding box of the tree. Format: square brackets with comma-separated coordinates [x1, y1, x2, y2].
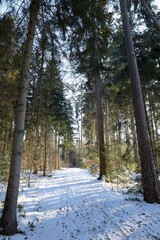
[0, 0, 41, 234]
[66, 0, 112, 179]
[82, 80, 99, 168]
[128, 0, 160, 31]
[93, 29, 106, 179]
[0, 14, 19, 181]
[119, 0, 159, 203]
[139, 0, 160, 31]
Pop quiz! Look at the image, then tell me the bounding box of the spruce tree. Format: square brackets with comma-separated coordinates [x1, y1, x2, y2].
[0, 0, 41, 234]
[119, 0, 159, 203]
[66, 0, 112, 179]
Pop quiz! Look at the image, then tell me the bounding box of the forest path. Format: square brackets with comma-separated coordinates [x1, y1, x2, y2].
[1, 168, 160, 240]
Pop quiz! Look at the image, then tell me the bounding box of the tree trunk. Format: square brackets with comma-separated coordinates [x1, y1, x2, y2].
[33, 125, 40, 174]
[104, 99, 110, 178]
[119, 0, 159, 203]
[57, 134, 60, 169]
[148, 91, 159, 175]
[148, 90, 156, 154]
[43, 94, 48, 176]
[140, 0, 160, 32]
[77, 115, 81, 165]
[80, 103, 83, 161]
[153, 111, 159, 142]
[54, 131, 58, 169]
[130, 109, 140, 167]
[0, 0, 41, 234]
[93, 27, 106, 179]
[33, 33, 45, 174]
[117, 111, 122, 167]
[94, 67, 106, 179]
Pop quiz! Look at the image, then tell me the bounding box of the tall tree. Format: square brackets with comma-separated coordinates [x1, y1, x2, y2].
[0, 14, 19, 181]
[67, 0, 112, 179]
[119, 0, 159, 203]
[128, 0, 160, 31]
[93, 10, 106, 179]
[139, 0, 160, 31]
[0, 0, 41, 234]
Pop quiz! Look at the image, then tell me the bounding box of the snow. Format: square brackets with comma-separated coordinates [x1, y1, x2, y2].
[0, 168, 160, 240]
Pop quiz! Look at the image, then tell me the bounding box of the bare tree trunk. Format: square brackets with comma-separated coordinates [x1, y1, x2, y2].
[147, 91, 159, 175]
[54, 131, 58, 169]
[33, 127, 39, 174]
[80, 100, 83, 161]
[119, 0, 159, 203]
[104, 99, 110, 177]
[130, 111, 140, 166]
[93, 35, 106, 179]
[64, 145, 69, 168]
[153, 111, 159, 142]
[140, 0, 160, 32]
[153, 111, 160, 168]
[33, 33, 45, 174]
[57, 134, 60, 169]
[94, 67, 106, 179]
[43, 94, 48, 176]
[0, 0, 41, 234]
[77, 117, 81, 165]
[147, 90, 156, 155]
[117, 111, 122, 167]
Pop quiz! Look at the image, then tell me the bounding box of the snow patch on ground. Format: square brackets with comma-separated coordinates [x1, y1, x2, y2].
[0, 168, 160, 240]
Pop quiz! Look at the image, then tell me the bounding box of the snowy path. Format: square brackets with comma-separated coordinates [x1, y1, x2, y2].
[0, 168, 160, 240]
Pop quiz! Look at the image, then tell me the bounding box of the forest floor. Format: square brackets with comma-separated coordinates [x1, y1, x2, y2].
[0, 168, 160, 240]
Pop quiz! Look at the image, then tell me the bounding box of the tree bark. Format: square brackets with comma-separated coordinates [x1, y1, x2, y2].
[57, 134, 60, 169]
[104, 99, 110, 177]
[153, 111, 159, 142]
[140, 0, 160, 32]
[119, 0, 159, 203]
[130, 110, 140, 166]
[117, 111, 122, 167]
[94, 66, 106, 179]
[0, 0, 41, 234]
[43, 94, 48, 176]
[54, 131, 58, 169]
[33, 34, 45, 174]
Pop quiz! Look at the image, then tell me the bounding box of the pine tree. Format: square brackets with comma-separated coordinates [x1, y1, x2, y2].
[119, 0, 159, 203]
[66, 0, 112, 179]
[0, 0, 41, 234]
[131, 0, 160, 31]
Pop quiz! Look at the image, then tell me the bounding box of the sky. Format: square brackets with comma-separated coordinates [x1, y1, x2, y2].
[154, 0, 160, 8]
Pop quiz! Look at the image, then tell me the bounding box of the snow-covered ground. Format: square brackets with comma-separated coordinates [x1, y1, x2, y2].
[0, 168, 160, 240]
